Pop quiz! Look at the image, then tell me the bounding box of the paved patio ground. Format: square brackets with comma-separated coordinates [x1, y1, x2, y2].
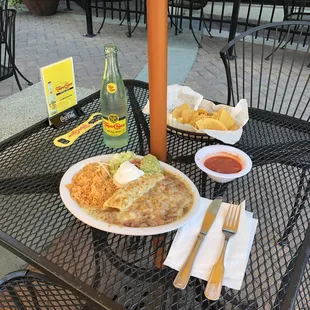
[0, 2, 309, 301]
[0, 1, 228, 102]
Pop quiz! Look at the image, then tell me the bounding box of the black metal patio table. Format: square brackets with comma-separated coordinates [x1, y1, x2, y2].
[0, 80, 309, 310]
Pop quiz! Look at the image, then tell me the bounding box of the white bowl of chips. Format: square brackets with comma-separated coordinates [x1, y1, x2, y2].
[143, 85, 249, 145]
[195, 145, 252, 183]
[168, 98, 249, 145]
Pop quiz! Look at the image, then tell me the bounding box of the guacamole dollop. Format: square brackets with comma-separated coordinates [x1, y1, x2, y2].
[140, 154, 163, 174]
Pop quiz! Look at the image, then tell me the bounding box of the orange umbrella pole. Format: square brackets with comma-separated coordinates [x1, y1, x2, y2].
[147, 0, 168, 162]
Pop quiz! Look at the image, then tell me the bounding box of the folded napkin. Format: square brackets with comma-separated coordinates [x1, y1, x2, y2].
[164, 198, 258, 290]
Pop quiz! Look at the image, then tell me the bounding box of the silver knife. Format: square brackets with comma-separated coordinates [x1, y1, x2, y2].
[173, 197, 223, 289]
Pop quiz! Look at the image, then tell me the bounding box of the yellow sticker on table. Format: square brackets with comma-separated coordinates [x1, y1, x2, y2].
[103, 114, 126, 137]
[107, 83, 117, 94]
[40, 57, 77, 118]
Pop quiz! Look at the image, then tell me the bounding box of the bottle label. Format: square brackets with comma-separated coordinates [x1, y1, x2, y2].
[107, 83, 117, 94]
[103, 114, 126, 137]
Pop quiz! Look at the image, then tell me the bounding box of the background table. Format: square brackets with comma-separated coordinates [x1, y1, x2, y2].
[0, 80, 309, 309]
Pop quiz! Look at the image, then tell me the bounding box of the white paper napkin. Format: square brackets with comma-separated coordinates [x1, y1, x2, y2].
[164, 198, 258, 290]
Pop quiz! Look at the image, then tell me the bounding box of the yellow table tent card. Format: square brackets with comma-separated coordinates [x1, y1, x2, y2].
[41, 58, 77, 119]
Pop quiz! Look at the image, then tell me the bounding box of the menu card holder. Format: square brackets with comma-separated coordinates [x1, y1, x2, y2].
[49, 106, 84, 129]
[41, 57, 82, 129]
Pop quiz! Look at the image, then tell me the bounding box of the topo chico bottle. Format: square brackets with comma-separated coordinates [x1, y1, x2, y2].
[100, 44, 128, 148]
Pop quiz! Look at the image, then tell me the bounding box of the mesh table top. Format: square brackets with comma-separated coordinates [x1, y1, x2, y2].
[0, 80, 309, 310]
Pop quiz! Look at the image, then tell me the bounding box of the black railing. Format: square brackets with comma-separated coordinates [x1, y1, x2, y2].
[73, 0, 87, 10]
[75, 0, 310, 40]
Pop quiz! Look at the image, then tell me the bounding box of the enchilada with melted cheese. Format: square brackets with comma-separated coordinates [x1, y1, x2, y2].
[67, 163, 194, 227]
[103, 173, 165, 211]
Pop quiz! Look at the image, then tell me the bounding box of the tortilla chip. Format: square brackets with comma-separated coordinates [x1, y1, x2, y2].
[171, 109, 181, 118]
[230, 124, 239, 131]
[198, 108, 209, 115]
[191, 112, 199, 122]
[171, 103, 191, 118]
[196, 118, 228, 131]
[195, 114, 209, 122]
[190, 121, 198, 128]
[179, 103, 191, 110]
[217, 108, 235, 130]
[212, 112, 218, 119]
[181, 109, 196, 123]
[176, 117, 184, 124]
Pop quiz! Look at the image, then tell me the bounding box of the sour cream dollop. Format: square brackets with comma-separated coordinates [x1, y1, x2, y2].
[113, 161, 144, 187]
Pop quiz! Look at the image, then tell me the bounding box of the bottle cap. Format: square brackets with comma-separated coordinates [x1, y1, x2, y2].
[104, 43, 118, 55]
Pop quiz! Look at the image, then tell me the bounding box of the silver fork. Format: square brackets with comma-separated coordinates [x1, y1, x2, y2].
[204, 203, 242, 300]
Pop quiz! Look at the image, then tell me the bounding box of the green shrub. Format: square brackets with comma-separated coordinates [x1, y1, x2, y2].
[9, 0, 24, 7]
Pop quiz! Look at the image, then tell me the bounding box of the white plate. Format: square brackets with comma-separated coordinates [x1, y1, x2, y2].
[60, 154, 201, 236]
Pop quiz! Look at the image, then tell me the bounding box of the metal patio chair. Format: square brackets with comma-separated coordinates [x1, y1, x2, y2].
[219, 20, 310, 246]
[168, 0, 212, 47]
[95, 0, 143, 37]
[0, 0, 7, 10]
[0, 8, 32, 91]
[284, 0, 310, 21]
[0, 0, 7, 9]
[0, 270, 91, 309]
[266, 0, 310, 60]
[0, 0, 8, 42]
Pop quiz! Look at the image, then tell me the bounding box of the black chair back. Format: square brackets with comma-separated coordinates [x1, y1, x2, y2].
[0, 0, 8, 40]
[0, 0, 8, 10]
[0, 270, 88, 308]
[284, 0, 310, 21]
[168, 0, 208, 10]
[220, 21, 310, 121]
[0, 8, 16, 82]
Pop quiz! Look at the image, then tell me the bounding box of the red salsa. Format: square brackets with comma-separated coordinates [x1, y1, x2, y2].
[204, 155, 242, 174]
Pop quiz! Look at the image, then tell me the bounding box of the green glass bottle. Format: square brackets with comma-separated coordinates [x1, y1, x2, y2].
[100, 44, 128, 148]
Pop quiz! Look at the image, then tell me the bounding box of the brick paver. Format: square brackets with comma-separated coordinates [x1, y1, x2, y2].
[0, 2, 148, 99]
[1, 2, 228, 102]
[2, 1, 309, 117]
